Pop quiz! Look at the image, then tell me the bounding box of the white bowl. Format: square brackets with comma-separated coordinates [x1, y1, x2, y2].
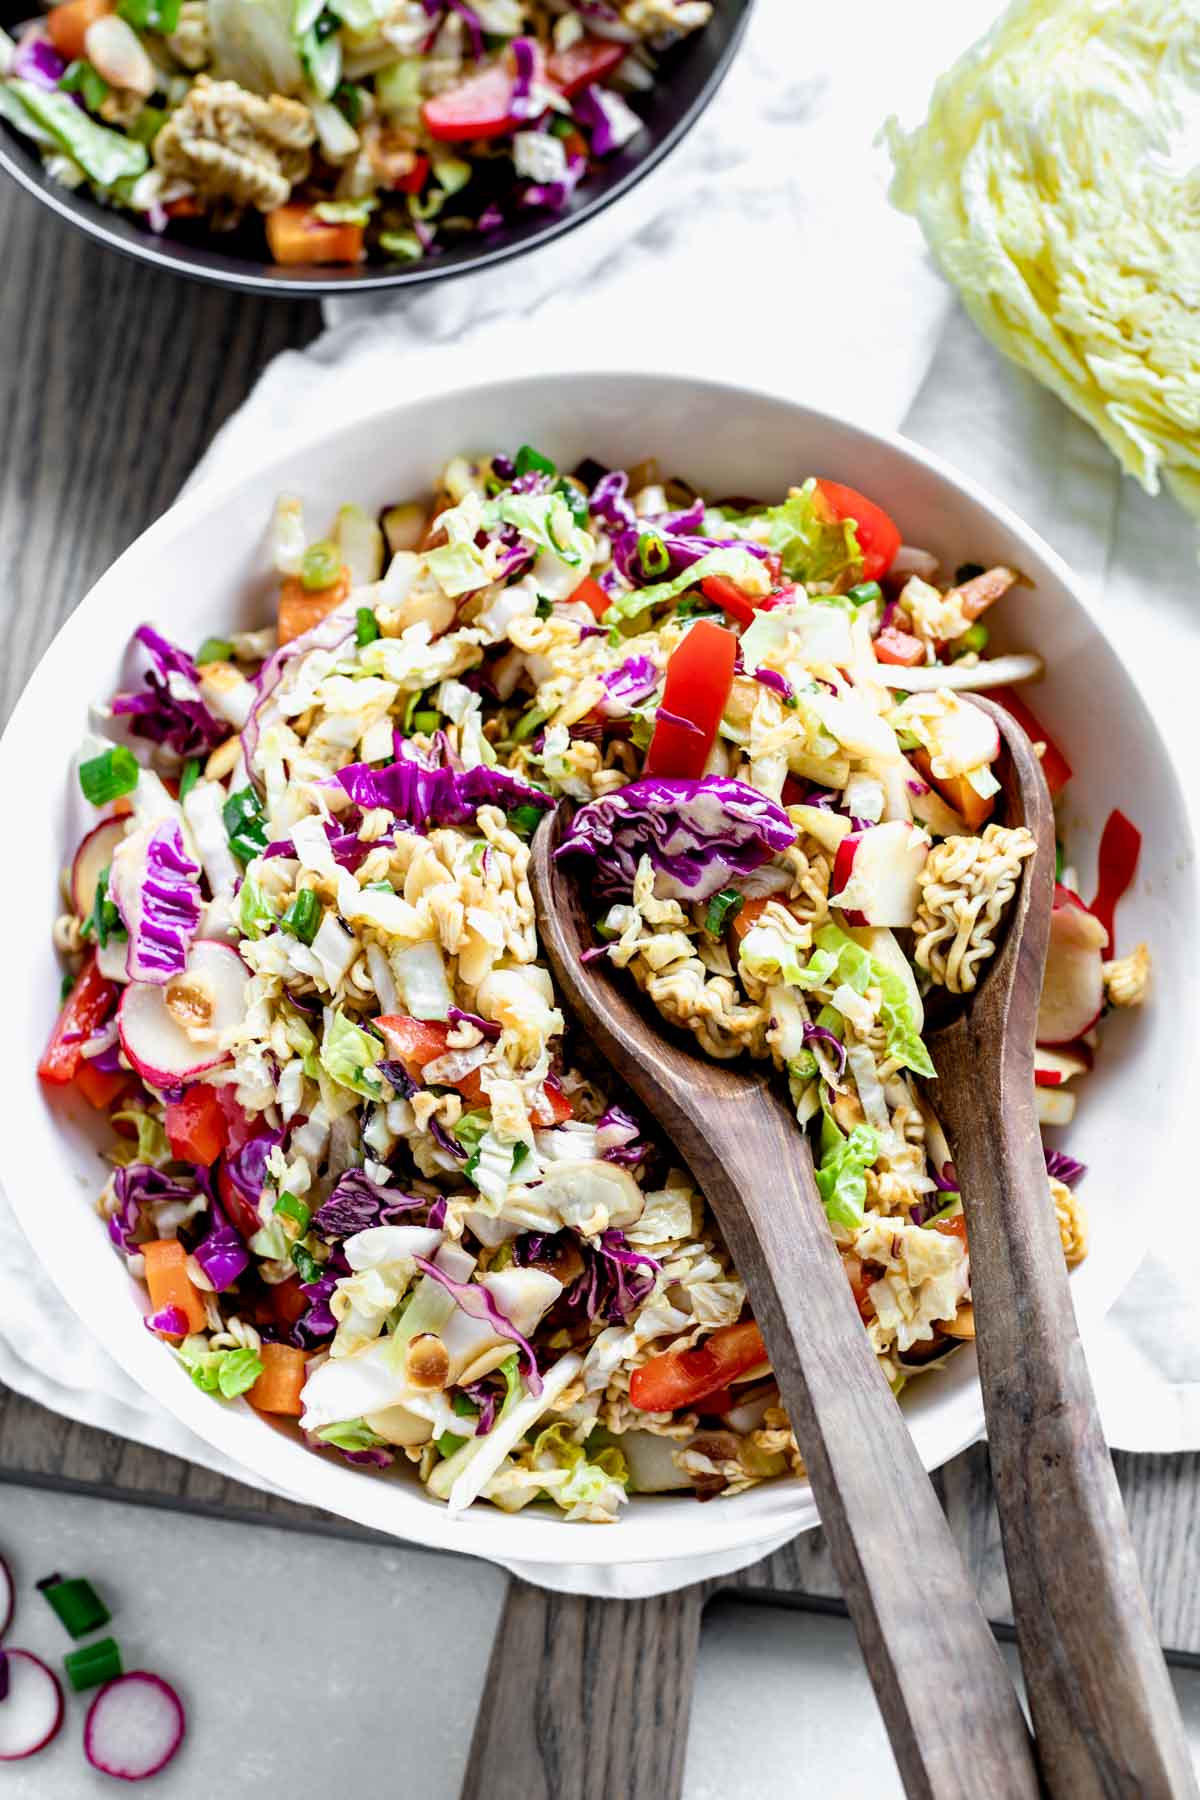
[3, 369, 1193, 1573]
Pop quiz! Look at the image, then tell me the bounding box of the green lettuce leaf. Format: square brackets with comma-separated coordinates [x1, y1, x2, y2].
[812, 924, 934, 1078]
[175, 1339, 263, 1399]
[320, 1008, 384, 1098]
[8, 80, 148, 187]
[737, 479, 862, 588]
[814, 1111, 877, 1229]
[601, 546, 770, 625]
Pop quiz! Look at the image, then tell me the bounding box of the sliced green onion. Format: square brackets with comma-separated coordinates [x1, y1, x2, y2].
[364, 879, 393, 893]
[195, 635, 233, 665]
[274, 1191, 312, 1238]
[282, 887, 321, 946]
[514, 444, 555, 480]
[637, 532, 670, 578]
[506, 804, 543, 837]
[468, 841, 488, 874]
[411, 709, 439, 734]
[79, 746, 139, 807]
[40, 1576, 110, 1639]
[956, 622, 989, 655]
[534, 596, 553, 619]
[117, 0, 180, 31]
[845, 581, 882, 608]
[81, 866, 125, 949]
[452, 1391, 480, 1421]
[789, 1049, 819, 1083]
[436, 1430, 467, 1458]
[59, 58, 109, 110]
[355, 606, 380, 647]
[402, 690, 425, 734]
[333, 78, 364, 123]
[704, 888, 744, 936]
[64, 1637, 122, 1692]
[178, 757, 201, 803]
[554, 479, 589, 527]
[222, 786, 267, 866]
[126, 104, 166, 145]
[379, 230, 423, 261]
[290, 1242, 322, 1285]
[60, 970, 75, 1003]
[512, 705, 549, 744]
[300, 540, 343, 592]
[1055, 840, 1065, 882]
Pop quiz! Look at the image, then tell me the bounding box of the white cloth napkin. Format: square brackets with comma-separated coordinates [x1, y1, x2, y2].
[3, 0, 1198, 1598]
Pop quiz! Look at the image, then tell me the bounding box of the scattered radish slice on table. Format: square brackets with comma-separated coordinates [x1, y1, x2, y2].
[0, 1650, 65, 1761]
[84, 1673, 185, 1782]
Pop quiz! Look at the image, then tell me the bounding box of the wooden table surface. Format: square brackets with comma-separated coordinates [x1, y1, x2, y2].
[2, 174, 1197, 1794]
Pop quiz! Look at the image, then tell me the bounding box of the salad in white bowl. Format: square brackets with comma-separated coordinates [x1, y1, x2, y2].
[39, 439, 1150, 1525]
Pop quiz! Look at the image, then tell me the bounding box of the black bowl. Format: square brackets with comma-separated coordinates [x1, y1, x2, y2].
[0, 2, 753, 295]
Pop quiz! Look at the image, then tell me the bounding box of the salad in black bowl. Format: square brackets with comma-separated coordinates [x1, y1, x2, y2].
[0, 0, 749, 290]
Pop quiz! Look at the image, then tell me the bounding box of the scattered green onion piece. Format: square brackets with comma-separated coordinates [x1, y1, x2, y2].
[222, 786, 267, 866]
[534, 596, 553, 619]
[468, 841, 488, 874]
[126, 103, 166, 145]
[379, 230, 423, 261]
[452, 1392, 480, 1420]
[436, 1431, 467, 1458]
[845, 580, 882, 608]
[81, 866, 125, 949]
[554, 479, 589, 527]
[637, 532, 670, 579]
[956, 622, 989, 655]
[703, 888, 744, 937]
[411, 709, 439, 734]
[274, 1191, 312, 1237]
[402, 690, 424, 733]
[506, 804, 543, 837]
[512, 705, 549, 744]
[79, 746, 139, 807]
[290, 1242, 322, 1285]
[300, 540, 343, 592]
[195, 635, 233, 665]
[60, 971, 75, 1003]
[1055, 840, 1065, 882]
[514, 444, 555, 480]
[365, 879, 393, 893]
[355, 606, 380, 647]
[281, 887, 321, 946]
[178, 757, 201, 803]
[59, 58, 109, 110]
[64, 1637, 122, 1693]
[40, 1576, 110, 1639]
[789, 1049, 819, 1083]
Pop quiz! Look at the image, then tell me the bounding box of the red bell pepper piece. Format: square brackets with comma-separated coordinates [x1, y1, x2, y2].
[644, 618, 736, 780]
[989, 686, 1072, 797]
[874, 626, 925, 667]
[814, 479, 901, 582]
[569, 576, 610, 621]
[700, 573, 759, 627]
[1089, 809, 1141, 950]
[536, 1073, 574, 1125]
[39, 955, 117, 1086]
[166, 1084, 228, 1167]
[217, 1161, 264, 1245]
[630, 1319, 767, 1412]
[393, 152, 429, 195]
[422, 47, 541, 142]
[546, 35, 626, 96]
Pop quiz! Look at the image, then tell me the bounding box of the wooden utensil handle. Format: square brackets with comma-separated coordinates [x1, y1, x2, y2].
[461, 1579, 705, 1800]
[687, 1095, 1041, 1800]
[941, 1055, 1197, 1798]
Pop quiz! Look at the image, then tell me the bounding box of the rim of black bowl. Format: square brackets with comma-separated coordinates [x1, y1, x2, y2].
[0, 0, 754, 296]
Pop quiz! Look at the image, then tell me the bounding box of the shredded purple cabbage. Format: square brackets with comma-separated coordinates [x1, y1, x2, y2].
[753, 666, 794, 702]
[1045, 1146, 1087, 1189]
[611, 527, 771, 591]
[931, 1162, 960, 1193]
[337, 741, 553, 827]
[221, 1128, 284, 1232]
[110, 819, 202, 985]
[516, 1229, 658, 1325]
[111, 625, 227, 758]
[377, 1058, 419, 1099]
[589, 470, 637, 533]
[802, 1022, 847, 1078]
[598, 655, 659, 717]
[193, 1205, 250, 1292]
[290, 1270, 339, 1347]
[461, 1376, 500, 1436]
[558, 776, 795, 903]
[447, 1005, 501, 1041]
[265, 814, 393, 874]
[509, 34, 540, 115]
[523, 146, 587, 212]
[429, 1117, 468, 1161]
[145, 1304, 189, 1336]
[412, 1256, 542, 1394]
[109, 1165, 201, 1256]
[12, 33, 66, 89]
[595, 1104, 648, 1166]
[311, 1169, 428, 1243]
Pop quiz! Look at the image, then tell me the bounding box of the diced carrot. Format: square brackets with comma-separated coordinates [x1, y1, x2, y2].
[164, 195, 204, 220]
[142, 1240, 208, 1337]
[267, 1277, 311, 1329]
[932, 1214, 969, 1248]
[277, 569, 350, 645]
[46, 0, 112, 61]
[874, 626, 925, 668]
[249, 1342, 309, 1416]
[912, 748, 994, 830]
[265, 204, 365, 267]
[74, 1061, 129, 1109]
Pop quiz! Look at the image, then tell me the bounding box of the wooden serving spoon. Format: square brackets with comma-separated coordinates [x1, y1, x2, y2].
[926, 697, 1196, 1799]
[470, 806, 1042, 1799]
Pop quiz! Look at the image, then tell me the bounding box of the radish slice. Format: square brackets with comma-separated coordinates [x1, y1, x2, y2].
[0, 1650, 64, 1761]
[1037, 892, 1108, 1046]
[118, 940, 248, 1087]
[72, 818, 129, 919]
[831, 820, 930, 928]
[0, 1555, 12, 1640]
[84, 1672, 185, 1782]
